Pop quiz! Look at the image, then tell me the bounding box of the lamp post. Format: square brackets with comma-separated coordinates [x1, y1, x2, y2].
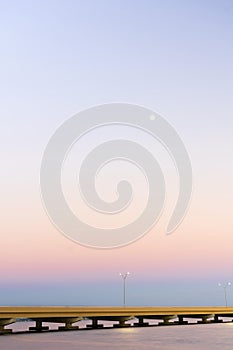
[119, 272, 130, 306]
[218, 282, 231, 307]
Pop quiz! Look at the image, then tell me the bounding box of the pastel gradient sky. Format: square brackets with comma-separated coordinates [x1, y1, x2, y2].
[1, 0, 233, 306]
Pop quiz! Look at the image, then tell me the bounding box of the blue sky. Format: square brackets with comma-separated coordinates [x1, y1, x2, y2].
[1, 0, 233, 306]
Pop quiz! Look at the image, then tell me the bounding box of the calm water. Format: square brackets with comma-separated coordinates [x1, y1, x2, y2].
[2, 321, 233, 349]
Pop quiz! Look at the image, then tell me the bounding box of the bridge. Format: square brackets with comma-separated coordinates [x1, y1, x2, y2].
[1, 306, 233, 334]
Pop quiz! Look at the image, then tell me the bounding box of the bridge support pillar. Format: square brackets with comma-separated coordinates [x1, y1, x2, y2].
[58, 321, 79, 331]
[86, 319, 104, 329]
[114, 318, 131, 328]
[29, 320, 49, 332]
[197, 315, 213, 324]
[134, 317, 149, 327]
[175, 316, 188, 325]
[0, 319, 15, 334]
[158, 316, 176, 326]
[0, 325, 12, 335]
[211, 315, 223, 323]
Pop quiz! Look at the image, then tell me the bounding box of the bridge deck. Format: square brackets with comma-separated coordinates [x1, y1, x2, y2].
[1, 306, 233, 318]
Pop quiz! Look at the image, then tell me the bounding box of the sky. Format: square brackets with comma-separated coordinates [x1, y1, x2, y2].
[0, 0, 233, 306]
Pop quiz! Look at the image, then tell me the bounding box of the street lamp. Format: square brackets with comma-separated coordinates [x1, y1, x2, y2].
[218, 282, 231, 307]
[119, 272, 130, 306]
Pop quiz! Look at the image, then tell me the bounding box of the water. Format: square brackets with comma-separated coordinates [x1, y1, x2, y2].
[2, 321, 233, 349]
